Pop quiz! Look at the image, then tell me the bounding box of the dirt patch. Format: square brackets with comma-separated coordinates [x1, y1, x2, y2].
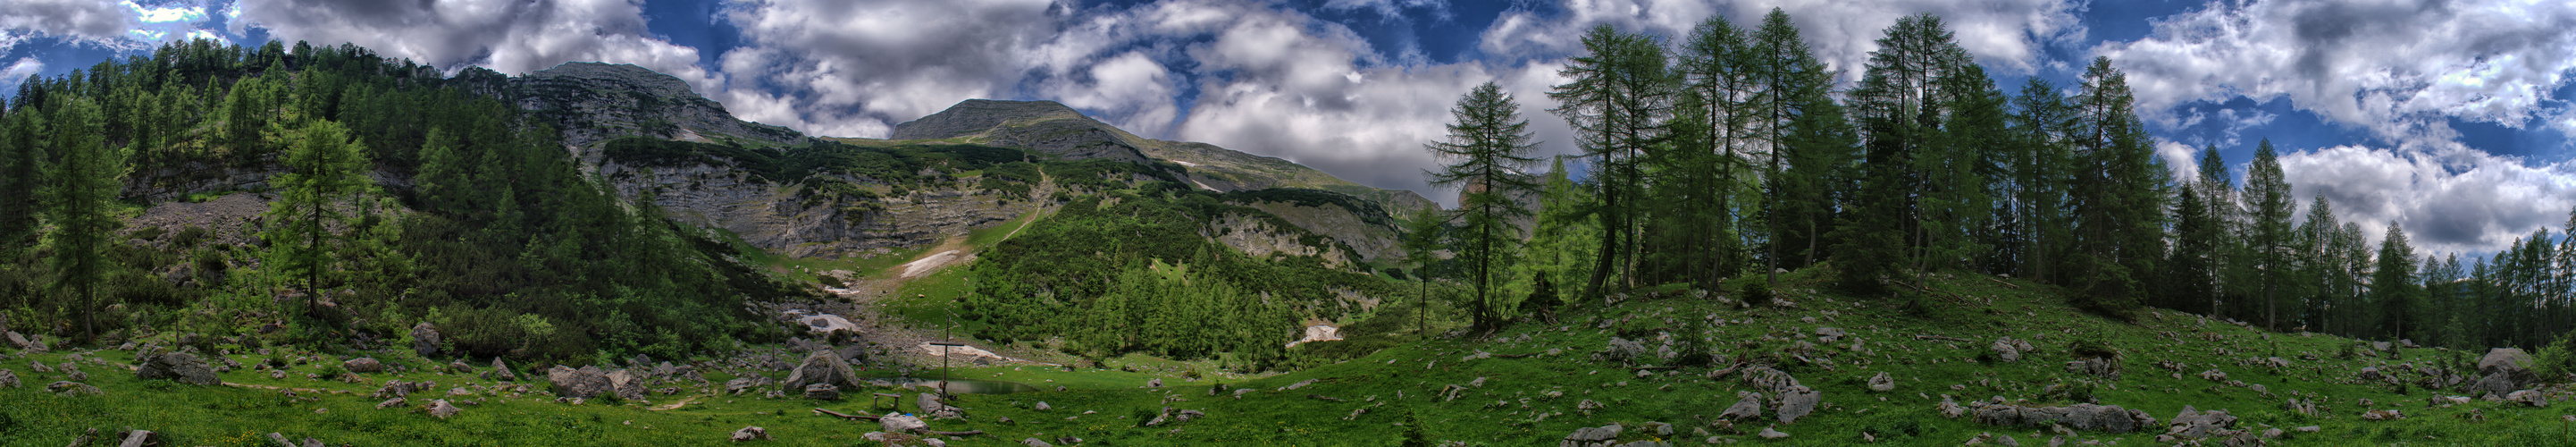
[128, 192, 271, 249]
[899, 249, 969, 279]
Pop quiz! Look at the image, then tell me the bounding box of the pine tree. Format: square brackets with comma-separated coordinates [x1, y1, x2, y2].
[1550, 24, 1672, 298]
[2373, 221, 2420, 341]
[1425, 81, 1542, 333]
[0, 108, 42, 251]
[2243, 139, 2296, 330]
[263, 118, 374, 335]
[2007, 79, 2073, 283]
[2164, 184, 2218, 314]
[2063, 56, 2169, 317]
[44, 97, 125, 344]
[1522, 156, 1598, 323]
[1838, 13, 1974, 293]
[1661, 14, 1756, 289]
[1749, 7, 1828, 285]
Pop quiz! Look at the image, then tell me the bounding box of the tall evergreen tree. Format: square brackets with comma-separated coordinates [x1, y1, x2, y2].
[1425, 81, 1542, 333]
[2373, 221, 2420, 341]
[1550, 24, 1671, 298]
[2243, 139, 2296, 329]
[44, 97, 124, 344]
[2164, 183, 2219, 314]
[1836, 13, 1972, 293]
[2006, 78, 2073, 283]
[263, 118, 374, 334]
[1748, 7, 1830, 285]
[1659, 14, 1756, 289]
[0, 108, 41, 251]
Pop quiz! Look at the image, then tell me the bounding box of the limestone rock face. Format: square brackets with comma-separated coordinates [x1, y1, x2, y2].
[137, 352, 221, 385]
[508, 62, 804, 149]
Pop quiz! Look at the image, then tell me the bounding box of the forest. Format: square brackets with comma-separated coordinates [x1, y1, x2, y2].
[0, 39, 809, 365]
[1419, 10, 2576, 355]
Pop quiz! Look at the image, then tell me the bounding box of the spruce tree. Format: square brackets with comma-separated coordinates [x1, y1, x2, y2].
[1550, 24, 1671, 298]
[2165, 184, 2218, 314]
[1425, 81, 1541, 333]
[2372, 221, 2420, 341]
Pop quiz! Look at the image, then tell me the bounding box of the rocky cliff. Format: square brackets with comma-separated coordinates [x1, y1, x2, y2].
[510, 62, 805, 149]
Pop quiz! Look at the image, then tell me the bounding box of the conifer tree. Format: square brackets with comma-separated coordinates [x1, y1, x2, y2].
[2164, 183, 2218, 314]
[263, 118, 374, 334]
[0, 108, 41, 251]
[1550, 24, 1671, 298]
[2243, 139, 2296, 329]
[45, 97, 124, 344]
[2373, 221, 2420, 341]
[2007, 79, 2073, 283]
[1426, 81, 1541, 333]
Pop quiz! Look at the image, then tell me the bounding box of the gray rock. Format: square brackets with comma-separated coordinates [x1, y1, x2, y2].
[428, 400, 461, 418]
[783, 350, 860, 392]
[136, 352, 221, 385]
[0, 369, 15, 388]
[2480, 348, 2535, 384]
[1147, 377, 1162, 388]
[1605, 338, 1647, 361]
[879, 412, 927, 433]
[118, 429, 156, 447]
[491, 358, 517, 382]
[1719, 392, 1764, 420]
[1992, 340, 2023, 362]
[1776, 388, 1819, 424]
[4, 331, 31, 350]
[1564, 424, 1622, 444]
[411, 323, 441, 358]
[1033, 401, 1051, 411]
[342, 358, 385, 374]
[1758, 426, 1789, 439]
[2507, 389, 2548, 407]
[1740, 366, 1803, 395]
[377, 397, 407, 409]
[1975, 403, 2155, 434]
[1021, 439, 1054, 447]
[804, 384, 841, 401]
[47, 381, 102, 396]
[726, 378, 759, 395]
[2164, 407, 2236, 439]
[606, 369, 647, 401]
[547, 366, 615, 399]
[2471, 372, 2521, 397]
[1867, 372, 1894, 392]
[731, 426, 769, 442]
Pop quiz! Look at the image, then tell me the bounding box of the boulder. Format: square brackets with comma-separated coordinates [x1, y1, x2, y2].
[1976, 403, 2156, 434]
[1775, 388, 1819, 424]
[47, 381, 103, 396]
[2358, 367, 2383, 381]
[804, 384, 841, 401]
[491, 358, 517, 382]
[1033, 401, 1051, 411]
[919, 393, 960, 418]
[731, 426, 770, 442]
[1991, 339, 2022, 362]
[879, 412, 927, 433]
[1020, 439, 1054, 447]
[726, 378, 759, 394]
[342, 358, 385, 374]
[428, 400, 461, 418]
[2066, 358, 2119, 380]
[377, 397, 407, 409]
[2480, 348, 2535, 383]
[4, 331, 33, 350]
[1938, 395, 1968, 419]
[1718, 392, 1764, 420]
[547, 366, 615, 399]
[1740, 366, 1803, 395]
[1604, 338, 1646, 361]
[2164, 407, 2236, 438]
[1561, 424, 1621, 446]
[2471, 372, 2520, 397]
[1867, 372, 1894, 392]
[2507, 390, 2548, 407]
[411, 323, 441, 358]
[1757, 426, 1790, 439]
[606, 369, 647, 401]
[783, 350, 860, 392]
[446, 361, 474, 375]
[136, 352, 221, 385]
[117, 429, 156, 447]
[0, 369, 15, 388]
[1147, 377, 1162, 387]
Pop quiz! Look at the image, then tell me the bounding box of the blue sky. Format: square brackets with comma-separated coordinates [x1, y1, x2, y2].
[4, 0, 2573, 257]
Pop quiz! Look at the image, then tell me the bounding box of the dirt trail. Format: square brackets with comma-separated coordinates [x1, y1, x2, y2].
[801, 169, 1060, 367]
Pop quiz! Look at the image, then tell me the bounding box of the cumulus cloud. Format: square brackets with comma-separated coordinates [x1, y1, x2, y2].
[1480, 0, 2084, 79]
[0, 57, 44, 93]
[2155, 140, 2200, 184]
[715, 0, 1062, 137]
[2101, 0, 2576, 144]
[2278, 145, 2576, 255]
[0, 0, 138, 46]
[236, 0, 715, 93]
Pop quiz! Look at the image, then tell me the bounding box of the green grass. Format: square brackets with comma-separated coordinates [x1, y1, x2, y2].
[11, 266, 2576, 445]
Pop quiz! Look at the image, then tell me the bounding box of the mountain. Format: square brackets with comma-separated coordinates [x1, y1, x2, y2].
[512, 63, 1429, 264]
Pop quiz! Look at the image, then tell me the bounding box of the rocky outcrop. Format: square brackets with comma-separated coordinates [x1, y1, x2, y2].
[600, 161, 1036, 259]
[548, 366, 614, 399]
[511, 62, 802, 149]
[411, 323, 441, 358]
[136, 352, 220, 385]
[1209, 212, 1351, 267]
[1973, 403, 2156, 434]
[783, 350, 860, 392]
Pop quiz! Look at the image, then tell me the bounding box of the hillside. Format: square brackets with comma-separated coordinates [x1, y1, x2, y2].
[4, 266, 2568, 445]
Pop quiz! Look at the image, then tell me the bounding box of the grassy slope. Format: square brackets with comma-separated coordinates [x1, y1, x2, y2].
[6, 267, 2572, 446]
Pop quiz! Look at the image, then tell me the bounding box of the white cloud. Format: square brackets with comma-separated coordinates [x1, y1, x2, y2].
[2155, 140, 2200, 184]
[236, 0, 717, 94]
[2101, 0, 2576, 145]
[2278, 144, 2576, 255]
[1481, 0, 2084, 80]
[0, 57, 44, 93]
[0, 0, 138, 46]
[716, 0, 1062, 138]
[1041, 50, 1181, 136]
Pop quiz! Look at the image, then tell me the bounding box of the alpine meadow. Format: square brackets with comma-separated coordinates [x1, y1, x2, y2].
[7, 2, 2576, 446]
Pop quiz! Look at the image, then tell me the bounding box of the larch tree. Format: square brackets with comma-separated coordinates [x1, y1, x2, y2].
[263, 118, 374, 335]
[1550, 24, 1672, 298]
[2372, 221, 2420, 341]
[2243, 139, 2295, 330]
[1426, 81, 1542, 333]
[45, 97, 125, 344]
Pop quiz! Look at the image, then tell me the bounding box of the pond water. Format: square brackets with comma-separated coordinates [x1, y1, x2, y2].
[863, 376, 1041, 394]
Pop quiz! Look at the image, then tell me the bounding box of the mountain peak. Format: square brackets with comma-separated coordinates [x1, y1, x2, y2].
[890, 99, 1097, 140]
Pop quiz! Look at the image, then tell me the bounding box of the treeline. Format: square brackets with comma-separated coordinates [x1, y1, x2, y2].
[0, 38, 805, 363]
[1422, 8, 2575, 350]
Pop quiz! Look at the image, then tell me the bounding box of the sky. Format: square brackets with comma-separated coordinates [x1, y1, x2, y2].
[3, 0, 2573, 257]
